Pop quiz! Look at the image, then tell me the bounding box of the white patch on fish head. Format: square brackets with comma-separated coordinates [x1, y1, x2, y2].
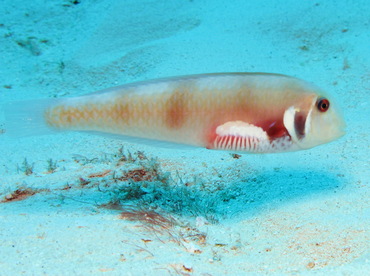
[283, 106, 301, 145]
[284, 95, 346, 150]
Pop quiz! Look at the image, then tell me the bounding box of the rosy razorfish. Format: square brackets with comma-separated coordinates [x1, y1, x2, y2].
[4, 73, 345, 153]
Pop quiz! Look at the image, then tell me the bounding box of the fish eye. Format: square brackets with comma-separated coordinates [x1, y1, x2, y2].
[317, 97, 330, 112]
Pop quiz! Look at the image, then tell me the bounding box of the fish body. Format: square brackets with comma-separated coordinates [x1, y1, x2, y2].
[4, 73, 345, 153]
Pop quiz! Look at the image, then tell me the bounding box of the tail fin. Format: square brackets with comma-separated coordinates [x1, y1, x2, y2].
[2, 98, 62, 138]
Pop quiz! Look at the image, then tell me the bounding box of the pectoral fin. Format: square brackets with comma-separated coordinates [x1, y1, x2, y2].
[208, 121, 271, 152]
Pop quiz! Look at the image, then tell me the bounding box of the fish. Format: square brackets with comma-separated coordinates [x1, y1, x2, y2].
[3, 73, 345, 153]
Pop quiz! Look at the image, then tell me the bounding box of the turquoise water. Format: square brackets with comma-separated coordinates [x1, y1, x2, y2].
[0, 0, 369, 274]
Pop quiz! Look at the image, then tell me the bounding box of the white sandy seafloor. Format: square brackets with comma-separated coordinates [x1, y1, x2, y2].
[0, 0, 369, 275]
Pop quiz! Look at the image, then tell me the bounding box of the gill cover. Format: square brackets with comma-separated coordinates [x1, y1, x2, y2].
[283, 105, 312, 147]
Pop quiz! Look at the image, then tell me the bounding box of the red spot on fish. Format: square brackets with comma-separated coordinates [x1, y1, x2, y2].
[265, 122, 289, 140]
[259, 121, 289, 140]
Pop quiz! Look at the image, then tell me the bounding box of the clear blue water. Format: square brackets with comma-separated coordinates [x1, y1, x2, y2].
[0, 0, 369, 274]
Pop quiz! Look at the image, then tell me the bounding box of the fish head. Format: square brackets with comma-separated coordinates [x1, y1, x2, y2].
[283, 93, 346, 151]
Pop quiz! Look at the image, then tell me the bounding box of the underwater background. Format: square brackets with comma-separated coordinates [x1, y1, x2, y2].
[0, 0, 369, 275]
